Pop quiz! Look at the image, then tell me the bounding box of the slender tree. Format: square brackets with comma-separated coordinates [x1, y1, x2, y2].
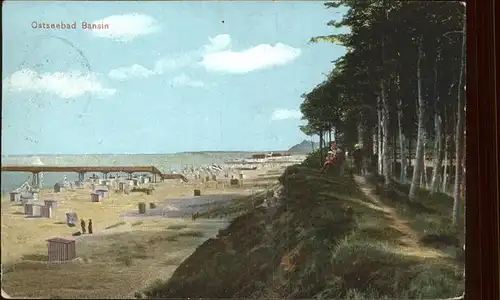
[452, 8, 466, 227]
[409, 36, 426, 201]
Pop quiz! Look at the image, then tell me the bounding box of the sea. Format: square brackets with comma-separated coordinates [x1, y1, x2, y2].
[0, 152, 255, 194]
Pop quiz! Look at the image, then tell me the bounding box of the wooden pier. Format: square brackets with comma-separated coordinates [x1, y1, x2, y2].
[1, 165, 188, 188]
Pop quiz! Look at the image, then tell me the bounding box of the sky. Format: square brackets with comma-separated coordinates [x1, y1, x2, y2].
[2, 1, 347, 155]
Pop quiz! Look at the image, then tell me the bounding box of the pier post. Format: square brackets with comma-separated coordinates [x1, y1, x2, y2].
[78, 172, 85, 182]
[31, 172, 42, 189]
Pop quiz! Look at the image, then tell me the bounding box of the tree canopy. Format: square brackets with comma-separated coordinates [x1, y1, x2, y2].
[301, 0, 465, 209]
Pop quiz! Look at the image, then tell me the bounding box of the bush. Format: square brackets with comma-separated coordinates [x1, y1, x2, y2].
[301, 149, 324, 168]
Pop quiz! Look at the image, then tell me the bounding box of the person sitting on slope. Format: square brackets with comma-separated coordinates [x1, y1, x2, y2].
[320, 151, 337, 175]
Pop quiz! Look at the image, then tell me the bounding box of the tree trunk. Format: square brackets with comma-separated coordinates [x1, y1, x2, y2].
[393, 133, 397, 176]
[452, 12, 466, 228]
[408, 139, 413, 168]
[442, 105, 449, 193]
[357, 118, 364, 148]
[397, 96, 407, 183]
[431, 46, 444, 193]
[422, 137, 428, 189]
[442, 147, 449, 193]
[365, 124, 374, 174]
[409, 37, 426, 201]
[328, 126, 332, 145]
[357, 116, 365, 175]
[380, 0, 390, 183]
[449, 142, 455, 190]
[377, 98, 383, 175]
[319, 130, 324, 165]
[431, 119, 445, 193]
[372, 124, 378, 175]
[380, 81, 391, 186]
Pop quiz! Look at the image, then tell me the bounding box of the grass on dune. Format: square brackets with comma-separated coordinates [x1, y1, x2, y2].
[142, 164, 464, 300]
[366, 174, 465, 251]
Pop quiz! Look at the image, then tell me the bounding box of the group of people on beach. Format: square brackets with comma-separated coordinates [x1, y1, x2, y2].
[80, 219, 93, 234]
[185, 163, 247, 183]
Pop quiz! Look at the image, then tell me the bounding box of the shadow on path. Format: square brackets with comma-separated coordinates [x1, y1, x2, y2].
[353, 175, 447, 259]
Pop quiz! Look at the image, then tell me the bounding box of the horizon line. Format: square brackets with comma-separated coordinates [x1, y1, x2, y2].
[1, 150, 296, 157]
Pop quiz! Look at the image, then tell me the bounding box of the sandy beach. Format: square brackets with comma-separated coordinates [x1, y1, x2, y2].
[0, 158, 295, 299]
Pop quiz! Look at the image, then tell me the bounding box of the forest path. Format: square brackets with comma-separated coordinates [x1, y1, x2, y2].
[353, 175, 447, 259]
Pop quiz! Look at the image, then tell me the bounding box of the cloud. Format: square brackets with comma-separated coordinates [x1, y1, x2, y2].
[108, 54, 195, 81]
[108, 64, 155, 81]
[154, 54, 195, 74]
[203, 34, 231, 53]
[3, 69, 116, 99]
[90, 13, 160, 42]
[107, 34, 300, 81]
[271, 109, 302, 121]
[201, 35, 301, 73]
[169, 74, 205, 88]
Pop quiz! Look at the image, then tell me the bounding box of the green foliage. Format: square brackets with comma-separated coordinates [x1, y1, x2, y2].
[115, 242, 151, 266]
[301, 149, 324, 168]
[300, 0, 465, 160]
[301, 149, 352, 176]
[197, 192, 268, 219]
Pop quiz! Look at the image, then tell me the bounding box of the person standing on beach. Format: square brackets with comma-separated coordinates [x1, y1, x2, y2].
[88, 219, 93, 234]
[81, 219, 86, 234]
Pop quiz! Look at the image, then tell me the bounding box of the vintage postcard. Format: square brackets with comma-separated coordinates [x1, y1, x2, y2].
[2, 1, 466, 299]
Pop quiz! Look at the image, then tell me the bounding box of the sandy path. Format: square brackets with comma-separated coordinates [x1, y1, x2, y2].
[353, 175, 447, 259]
[120, 193, 247, 219]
